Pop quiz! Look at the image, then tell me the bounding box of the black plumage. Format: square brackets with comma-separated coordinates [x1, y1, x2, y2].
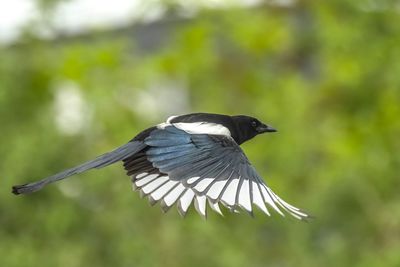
[12, 113, 309, 220]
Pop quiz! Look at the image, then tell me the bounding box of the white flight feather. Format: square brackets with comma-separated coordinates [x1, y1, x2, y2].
[135, 174, 159, 187]
[179, 189, 195, 212]
[221, 178, 240, 206]
[141, 176, 169, 194]
[251, 181, 270, 215]
[163, 184, 186, 206]
[150, 180, 179, 201]
[194, 195, 207, 217]
[238, 179, 252, 212]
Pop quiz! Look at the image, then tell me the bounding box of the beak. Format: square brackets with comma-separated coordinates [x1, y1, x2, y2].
[256, 124, 277, 133]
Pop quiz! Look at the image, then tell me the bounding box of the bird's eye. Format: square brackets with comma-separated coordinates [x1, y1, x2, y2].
[251, 121, 258, 128]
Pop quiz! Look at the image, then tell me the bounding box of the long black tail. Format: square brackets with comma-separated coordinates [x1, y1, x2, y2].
[12, 141, 146, 195]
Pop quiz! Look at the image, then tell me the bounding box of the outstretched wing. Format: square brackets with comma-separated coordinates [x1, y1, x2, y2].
[130, 125, 309, 220]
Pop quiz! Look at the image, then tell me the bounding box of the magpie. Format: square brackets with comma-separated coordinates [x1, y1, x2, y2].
[12, 113, 309, 220]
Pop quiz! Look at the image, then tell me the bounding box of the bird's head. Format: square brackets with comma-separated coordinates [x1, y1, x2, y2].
[231, 115, 277, 145]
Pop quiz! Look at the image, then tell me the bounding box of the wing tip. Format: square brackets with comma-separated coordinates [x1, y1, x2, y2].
[194, 196, 207, 220]
[177, 202, 188, 218]
[148, 196, 158, 206]
[296, 210, 315, 222]
[160, 200, 173, 213]
[208, 199, 224, 216]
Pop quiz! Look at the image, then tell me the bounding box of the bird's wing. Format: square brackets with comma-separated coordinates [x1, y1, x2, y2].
[135, 125, 309, 220]
[12, 141, 147, 194]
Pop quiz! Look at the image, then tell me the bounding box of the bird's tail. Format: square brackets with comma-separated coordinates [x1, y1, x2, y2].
[12, 141, 146, 195]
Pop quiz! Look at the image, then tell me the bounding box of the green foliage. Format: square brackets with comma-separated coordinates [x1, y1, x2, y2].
[1, 1, 400, 267]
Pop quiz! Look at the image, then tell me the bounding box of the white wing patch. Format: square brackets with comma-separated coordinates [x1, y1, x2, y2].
[238, 179, 252, 212]
[135, 174, 158, 187]
[162, 184, 186, 207]
[132, 172, 309, 220]
[157, 118, 231, 137]
[143, 116, 309, 219]
[178, 189, 195, 216]
[172, 122, 231, 136]
[194, 195, 207, 218]
[251, 181, 270, 215]
[193, 178, 214, 193]
[141, 176, 169, 194]
[207, 180, 227, 200]
[208, 199, 223, 215]
[221, 178, 240, 206]
[150, 180, 179, 201]
[187, 176, 200, 184]
[166, 115, 178, 123]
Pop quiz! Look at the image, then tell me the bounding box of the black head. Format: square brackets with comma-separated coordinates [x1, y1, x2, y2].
[167, 112, 276, 145]
[231, 115, 277, 145]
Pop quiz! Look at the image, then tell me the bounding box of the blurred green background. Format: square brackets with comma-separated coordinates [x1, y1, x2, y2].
[1, 0, 400, 266]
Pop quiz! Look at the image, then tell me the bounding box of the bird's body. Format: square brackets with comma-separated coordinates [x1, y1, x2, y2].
[12, 113, 309, 220]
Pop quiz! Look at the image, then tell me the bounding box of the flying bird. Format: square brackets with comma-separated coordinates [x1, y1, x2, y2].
[12, 113, 309, 220]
